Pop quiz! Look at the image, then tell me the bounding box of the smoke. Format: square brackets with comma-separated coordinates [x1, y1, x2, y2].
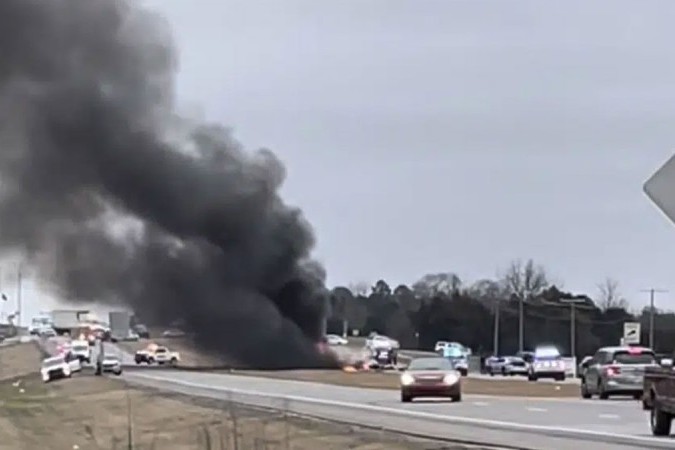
[0, 0, 335, 368]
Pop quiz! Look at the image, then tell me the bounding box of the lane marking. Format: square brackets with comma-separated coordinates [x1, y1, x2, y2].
[472, 401, 489, 406]
[526, 407, 547, 412]
[126, 372, 672, 448]
[598, 414, 620, 419]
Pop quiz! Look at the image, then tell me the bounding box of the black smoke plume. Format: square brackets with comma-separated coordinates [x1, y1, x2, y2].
[0, 0, 335, 368]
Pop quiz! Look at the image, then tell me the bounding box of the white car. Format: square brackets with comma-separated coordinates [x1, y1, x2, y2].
[434, 341, 450, 352]
[101, 355, 123, 375]
[325, 334, 348, 345]
[70, 340, 91, 363]
[41, 354, 80, 382]
[366, 334, 400, 350]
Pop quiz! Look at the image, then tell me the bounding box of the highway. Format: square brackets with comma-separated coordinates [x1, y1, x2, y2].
[35, 338, 672, 448]
[123, 369, 675, 449]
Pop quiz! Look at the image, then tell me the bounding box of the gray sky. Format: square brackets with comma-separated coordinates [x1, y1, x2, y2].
[13, 0, 675, 323]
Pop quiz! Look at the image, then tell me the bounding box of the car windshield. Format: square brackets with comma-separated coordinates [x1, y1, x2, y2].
[408, 358, 453, 371]
[42, 357, 64, 368]
[155, 348, 167, 353]
[613, 350, 655, 364]
[104, 357, 119, 362]
[73, 345, 88, 352]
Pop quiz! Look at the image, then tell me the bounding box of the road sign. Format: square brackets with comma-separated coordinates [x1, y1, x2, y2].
[623, 322, 641, 344]
[644, 152, 675, 225]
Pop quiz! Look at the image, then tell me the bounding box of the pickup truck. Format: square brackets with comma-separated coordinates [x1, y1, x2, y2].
[135, 345, 180, 365]
[642, 357, 675, 436]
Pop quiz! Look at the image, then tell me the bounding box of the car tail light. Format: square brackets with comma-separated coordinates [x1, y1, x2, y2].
[605, 365, 620, 376]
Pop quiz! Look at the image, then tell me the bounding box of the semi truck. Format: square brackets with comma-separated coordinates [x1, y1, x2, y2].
[51, 310, 88, 335]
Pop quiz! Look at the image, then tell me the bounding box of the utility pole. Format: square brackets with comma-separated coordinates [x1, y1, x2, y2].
[16, 263, 22, 328]
[641, 288, 668, 349]
[560, 297, 586, 359]
[493, 299, 500, 355]
[518, 293, 526, 353]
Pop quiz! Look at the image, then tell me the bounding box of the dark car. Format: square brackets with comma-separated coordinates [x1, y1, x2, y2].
[134, 324, 150, 339]
[399, 357, 462, 402]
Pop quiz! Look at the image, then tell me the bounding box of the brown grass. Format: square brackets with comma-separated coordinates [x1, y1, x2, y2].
[118, 337, 578, 398]
[0, 342, 43, 381]
[0, 374, 473, 450]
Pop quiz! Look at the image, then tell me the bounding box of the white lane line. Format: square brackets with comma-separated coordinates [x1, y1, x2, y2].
[598, 414, 620, 419]
[472, 401, 489, 406]
[526, 407, 547, 412]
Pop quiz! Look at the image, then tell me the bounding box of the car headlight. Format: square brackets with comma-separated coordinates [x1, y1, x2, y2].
[443, 373, 459, 384]
[400, 373, 415, 385]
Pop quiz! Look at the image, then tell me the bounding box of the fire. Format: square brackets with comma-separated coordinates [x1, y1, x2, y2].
[342, 365, 358, 373]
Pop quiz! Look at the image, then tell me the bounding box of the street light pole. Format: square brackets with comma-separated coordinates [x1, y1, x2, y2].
[641, 288, 668, 349]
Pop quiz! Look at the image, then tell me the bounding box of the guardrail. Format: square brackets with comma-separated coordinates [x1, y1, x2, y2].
[127, 372, 670, 450]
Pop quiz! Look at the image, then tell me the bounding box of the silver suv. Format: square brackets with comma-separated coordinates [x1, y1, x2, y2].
[581, 346, 657, 399]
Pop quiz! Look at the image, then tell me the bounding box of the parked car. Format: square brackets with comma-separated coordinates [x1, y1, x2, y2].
[434, 341, 450, 353]
[366, 334, 399, 350]
[484, 356, 508, 375]
[581, 345, 657, 400]
[134, 324, 150, 339]
[502, 356, 528, 376]
[325, 334, 348, 345]
[162, 329, 185, 338]
[101, 355, 123, 375]
[527, 346, 566, 381]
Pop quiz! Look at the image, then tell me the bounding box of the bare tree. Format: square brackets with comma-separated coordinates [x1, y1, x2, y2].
[596, 277, 628, 310]
[501, 259, 549, 300]
[412, 272, 462, 297]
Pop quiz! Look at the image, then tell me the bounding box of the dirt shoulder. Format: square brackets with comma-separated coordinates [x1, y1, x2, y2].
[0, 373, 485, 450]
[236, 369, 580, 398]
[0, 342, 43, 381]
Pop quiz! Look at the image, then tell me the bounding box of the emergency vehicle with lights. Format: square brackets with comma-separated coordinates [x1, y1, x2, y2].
[526, 345, 566, 381]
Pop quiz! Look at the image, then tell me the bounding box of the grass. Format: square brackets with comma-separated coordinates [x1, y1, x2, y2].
[0, 373, 484, 449]
[236, 369, 580, 398]
[119, 337, 579, 398]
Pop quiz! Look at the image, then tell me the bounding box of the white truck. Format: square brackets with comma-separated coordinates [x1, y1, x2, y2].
[135, 344, 180, 365]
[70, 340, 91, 363]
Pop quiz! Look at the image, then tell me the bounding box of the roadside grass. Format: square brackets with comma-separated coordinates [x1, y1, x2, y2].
[0, 374, 478, 449]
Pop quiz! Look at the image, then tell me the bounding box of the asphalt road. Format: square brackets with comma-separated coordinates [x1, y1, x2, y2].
[36, 340, 665, 448]
[124, 369, 675, 449]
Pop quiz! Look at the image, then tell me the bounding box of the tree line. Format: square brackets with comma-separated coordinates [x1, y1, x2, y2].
[326, 259, 675, 358]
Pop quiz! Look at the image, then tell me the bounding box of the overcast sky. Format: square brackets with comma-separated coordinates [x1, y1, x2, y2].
[12, 0, 675, 323]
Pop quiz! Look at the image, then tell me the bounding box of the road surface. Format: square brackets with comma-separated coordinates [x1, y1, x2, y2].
[124, 369, 674, 449]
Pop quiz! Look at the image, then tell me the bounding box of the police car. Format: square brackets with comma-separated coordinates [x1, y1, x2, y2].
[527, 346, 566, 381]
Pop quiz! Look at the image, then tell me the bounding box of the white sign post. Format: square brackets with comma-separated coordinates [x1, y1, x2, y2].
[623, 322, 641, 345]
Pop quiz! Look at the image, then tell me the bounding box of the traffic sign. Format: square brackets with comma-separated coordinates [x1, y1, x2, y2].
[623, 322, 641, 344]
[644, 152, 675, 225]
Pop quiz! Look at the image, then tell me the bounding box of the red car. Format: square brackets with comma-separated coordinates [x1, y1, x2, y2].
[400, 357, 462, 402]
